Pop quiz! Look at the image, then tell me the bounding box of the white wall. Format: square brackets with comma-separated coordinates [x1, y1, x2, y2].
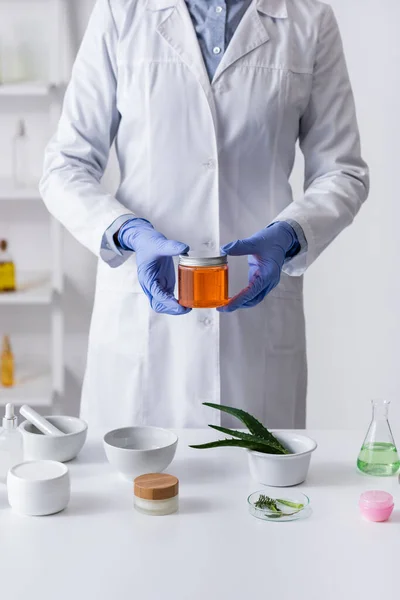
[299, 0, 400, 430]
[1, 0, 397, 431]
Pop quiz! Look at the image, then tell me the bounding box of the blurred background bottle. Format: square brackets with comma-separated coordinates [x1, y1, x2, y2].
[0, 240, 16, 292]
[1, 336, 14, 388]
[12, 119, 29, 188]
[0, 27, 32, 84]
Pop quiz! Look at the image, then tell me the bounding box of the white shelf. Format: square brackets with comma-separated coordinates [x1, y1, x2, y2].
[0, 181, 41, 201]
[0, 0, 67, 412]
[0, 272, 52, 305]
[0, 373, 52, 407]
[0, 82, 57, 98]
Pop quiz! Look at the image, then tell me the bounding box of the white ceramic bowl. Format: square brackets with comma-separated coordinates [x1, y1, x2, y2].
[7, 460, 70, 516]
[103, 426, 178, 480]
[20, 416, 88, 462]
[247, 431, 317, 487]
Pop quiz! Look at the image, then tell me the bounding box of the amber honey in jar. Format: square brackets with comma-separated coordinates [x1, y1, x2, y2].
[178, 253, 228, 309]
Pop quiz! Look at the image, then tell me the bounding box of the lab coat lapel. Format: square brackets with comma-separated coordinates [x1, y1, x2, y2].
[212, 0, 287, 84]
[156, 0, 211, 91]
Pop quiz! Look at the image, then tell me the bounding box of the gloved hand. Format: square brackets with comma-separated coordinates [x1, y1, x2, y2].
[218, 222, 300, 313]
[118, 218, 190, 315]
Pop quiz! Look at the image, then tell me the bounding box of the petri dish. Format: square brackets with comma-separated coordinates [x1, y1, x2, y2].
[247, 489, 311, 522]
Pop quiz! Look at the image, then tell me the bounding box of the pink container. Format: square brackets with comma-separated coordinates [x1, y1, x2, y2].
[359, 490, 394, 522]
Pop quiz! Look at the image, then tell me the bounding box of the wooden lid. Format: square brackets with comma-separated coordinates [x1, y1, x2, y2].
[134, 473, 179, 500]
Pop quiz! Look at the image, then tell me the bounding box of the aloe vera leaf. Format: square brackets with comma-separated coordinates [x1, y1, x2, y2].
[208, 425, 285, 455]
[277, 499, 304, 510]
[202, 402, 289, 453]
[189, 438, 269, 452]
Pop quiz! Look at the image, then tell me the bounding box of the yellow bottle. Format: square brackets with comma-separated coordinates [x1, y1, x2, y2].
[1, 336, 14, 387]
[0, 240, 16, 292]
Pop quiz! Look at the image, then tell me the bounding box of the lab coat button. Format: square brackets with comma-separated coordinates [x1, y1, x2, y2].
[203, 240, 215, 248]
[202, 318, 212, 326]
[203, 159, 216, 169]
[213, 47, 221, 55]
[215, 6, 223, 13]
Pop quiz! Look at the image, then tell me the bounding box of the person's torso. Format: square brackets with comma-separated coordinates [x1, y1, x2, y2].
[83, 0, 317, 429]
[98, 0, 322, 300]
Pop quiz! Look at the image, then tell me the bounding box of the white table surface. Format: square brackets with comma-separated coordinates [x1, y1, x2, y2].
[0, 429, 398, 600]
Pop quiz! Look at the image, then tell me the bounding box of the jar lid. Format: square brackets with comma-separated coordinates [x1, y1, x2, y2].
[9, 460, 69, 483]
[134, 473, 179, 500]
[179, 252, 227, 267]
[359, 490, 394, 510]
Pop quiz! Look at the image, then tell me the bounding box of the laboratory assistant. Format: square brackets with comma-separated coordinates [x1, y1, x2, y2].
[40, 0, 369, 430]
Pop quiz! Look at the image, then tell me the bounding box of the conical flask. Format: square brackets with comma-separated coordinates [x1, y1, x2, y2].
[357, 399, 400, 476]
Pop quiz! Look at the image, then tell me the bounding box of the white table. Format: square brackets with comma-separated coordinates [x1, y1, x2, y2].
[0, 430, 398, 600]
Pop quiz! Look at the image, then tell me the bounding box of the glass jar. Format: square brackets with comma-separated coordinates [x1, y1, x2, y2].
[178, 254, 228, 308]
[134, 473, 179, 516]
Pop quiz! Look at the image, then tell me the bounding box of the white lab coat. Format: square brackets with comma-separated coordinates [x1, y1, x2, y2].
[40, 0, 369, 431]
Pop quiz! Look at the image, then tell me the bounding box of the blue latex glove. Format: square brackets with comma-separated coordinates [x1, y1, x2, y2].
[218, 222, 300, 313]
[118, 218, 190, 315]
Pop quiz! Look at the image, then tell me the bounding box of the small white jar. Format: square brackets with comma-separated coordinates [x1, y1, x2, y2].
[134, 473, 179, 515]
[7, 460, 70, 516]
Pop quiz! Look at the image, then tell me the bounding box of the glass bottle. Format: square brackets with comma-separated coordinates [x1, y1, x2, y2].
[0, 240, 16, 292]
[1, 335, 14, 388]
[0, 27, 31, 84]
[357, 399, 400, 476]
[0, 403, 23, 483]
[12, 119, 29, 188]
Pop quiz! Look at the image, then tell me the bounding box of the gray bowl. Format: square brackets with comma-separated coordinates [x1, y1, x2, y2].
[20, 416, 88, 463]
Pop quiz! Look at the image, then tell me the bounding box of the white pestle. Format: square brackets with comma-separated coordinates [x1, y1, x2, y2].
[19, 405, 64, 437]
